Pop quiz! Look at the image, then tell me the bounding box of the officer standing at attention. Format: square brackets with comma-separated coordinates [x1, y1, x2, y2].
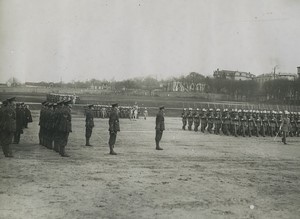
[155, 106, 165, 150]
[0, 97, 16, 157]
[85, 104, 95, 146]
[108, 103, 120, 155]
[57, 100, 72, 157]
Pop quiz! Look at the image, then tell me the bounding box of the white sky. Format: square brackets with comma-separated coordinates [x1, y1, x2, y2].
[0, 0, 299, 83]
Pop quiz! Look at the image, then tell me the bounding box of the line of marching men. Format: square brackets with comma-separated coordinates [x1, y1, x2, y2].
[0, 97, 33, 157]
[39, 99, 72, 157]
[181, 108, 300, 139]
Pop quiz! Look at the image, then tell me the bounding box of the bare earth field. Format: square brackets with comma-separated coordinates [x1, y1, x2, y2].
[0, 111, 300, 219]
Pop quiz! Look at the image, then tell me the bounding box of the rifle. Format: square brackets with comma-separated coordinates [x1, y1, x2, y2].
[274, 125, 282, 141]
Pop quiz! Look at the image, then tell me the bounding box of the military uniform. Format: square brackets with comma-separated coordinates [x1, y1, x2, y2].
[155, 106, 165, 150]
[85, 104, 94, 146]
[181, 109, 187, 130]
[222, 110, 231, 136]
[193, 109, 200, 132]
[247, 115, 256, 137]
[207, 110, 214, 134]
[108, 103, 120, 155]
[56, 100, 72, 157]
[281, 112, 291, 144]
[0, 98, 16, 157]
[232, 114, 240, 137]
[214, 109, 222, 135]
[200, 109, 207, 133]
[240, 115, 248, 137]
[13, 103, 25, 144]
[269, 114, 278, 137]
[187, 109, 193, 131]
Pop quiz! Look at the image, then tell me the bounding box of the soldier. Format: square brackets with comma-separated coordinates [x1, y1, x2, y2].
[280, 111, 291, 144]
[193, 108, 200, 132]
[38, 101, 47, 145]
[53, 100, 63, 153]
[261, 111, 269, 137]
[143, 107, 148, 120]
[155, 106, 165, 150]
[290, 113, 297, 137]
[255, 112, 262, 137]
[181, 108, 187, 130]
[240, 114, 248, 137]
[214, 109, 222, 135]
[269, 112, 278, 137]
[56, 100, 72, 157]
[296, 112, 300, 137]
[207, 109, 214, 133]
[187, 108, 193, 131]
[231, 112, 240, 137]
[24, 104, 33, 128]
[13, 103, 25, 144]
[0, 97, 16, 157]
[247, 114, 256, 137]
[200, 108, 208, 133]
[85, 104, 95, 146]
[222, 109, 231, 136]
[108, 103, 120, 155]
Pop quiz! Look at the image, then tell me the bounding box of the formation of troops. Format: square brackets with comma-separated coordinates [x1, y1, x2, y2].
[39, 99, 72, 157]
[84, 104, 148, 119]
[3, 95, 298, 159]
[0, 97, 32, 157]
[181, 108, 300, 144]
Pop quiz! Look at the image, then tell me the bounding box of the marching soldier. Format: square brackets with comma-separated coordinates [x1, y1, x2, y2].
[255, 113, 262, 137]
[232, 112, 240, 137]
[240, 114, 248, 137]
[187, 108, 193, 131]
[269, 112, 278, 137]
[143, 107, 148, 120]
[85, 104, 95, 146]
[281, 111, 291, 144]
[0, 97, 16, 157]
[247, 114, 256, 137]
[181, 108, 187, 130]
[155, 106, 165, 150]
[214, 109, 222, 135]
[222, 109, 231, 136]
[193, 108, 200, 132]
[261, 112, 269, 137]
[108, 103, 120, 155]
[200, 108, 208, 133]
[207, 109, 214, 133]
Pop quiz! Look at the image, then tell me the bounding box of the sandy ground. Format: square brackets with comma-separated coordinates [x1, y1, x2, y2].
[0, 112, 300, 219]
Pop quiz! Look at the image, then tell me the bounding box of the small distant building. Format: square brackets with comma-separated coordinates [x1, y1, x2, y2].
[213, 69, 255, 80]
[255, 72, 297, 84]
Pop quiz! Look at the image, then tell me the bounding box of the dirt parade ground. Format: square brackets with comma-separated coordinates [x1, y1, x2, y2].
[0, 111, 300, 219]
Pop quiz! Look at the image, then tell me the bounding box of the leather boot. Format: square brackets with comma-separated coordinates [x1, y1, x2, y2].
[109, 145, 117, 155]
[60, 146, 69, 157]
[85, 138, 92, 146]
[156, 141, 163, 150]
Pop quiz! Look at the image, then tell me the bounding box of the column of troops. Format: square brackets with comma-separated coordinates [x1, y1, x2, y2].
[0, 97, 32, 157]
[181, 108, 300, 138]
[39, 99, 72, 157]
[84, 105, 142, 119]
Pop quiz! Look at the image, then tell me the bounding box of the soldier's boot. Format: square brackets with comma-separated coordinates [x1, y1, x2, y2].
[85, 138, 92, 146]
[60, 146, 69, 157]
[155, 141, 163, 150]
[2, 145, 8, 157]
[6, 145, 13, 158]
[109, 145, 117, 155]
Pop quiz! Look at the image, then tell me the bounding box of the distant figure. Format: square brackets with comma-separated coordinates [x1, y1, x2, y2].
[280, 111, 291, 145]
[108, 103, 120, 155]
[143, 107, 148, 120]
[0, 97, 16, 157]
[24, 104, 33, 128]
[85, 104, 94, 146]
[155, 106, 165, 150]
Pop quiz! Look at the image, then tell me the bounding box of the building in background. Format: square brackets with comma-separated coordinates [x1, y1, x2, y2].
[213, 69, 255, 81]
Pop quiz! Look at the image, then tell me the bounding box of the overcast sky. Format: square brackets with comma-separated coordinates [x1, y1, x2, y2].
[0, 0, 299, 83]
